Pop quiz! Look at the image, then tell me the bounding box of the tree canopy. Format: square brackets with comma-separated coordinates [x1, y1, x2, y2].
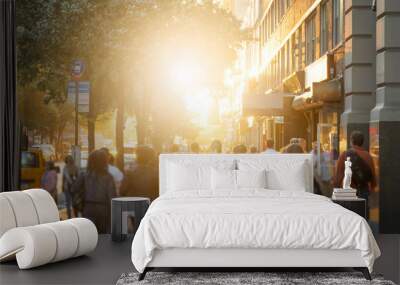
[16, 0, 247, 153]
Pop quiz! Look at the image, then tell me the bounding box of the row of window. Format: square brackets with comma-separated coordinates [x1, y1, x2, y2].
[259, 0, 295, 46]
[258, 0, 343, 90]
[305, 0, 343, 65]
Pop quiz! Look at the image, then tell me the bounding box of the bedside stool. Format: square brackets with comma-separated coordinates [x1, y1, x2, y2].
[332, 197, 367, 219]
[111, 197, 150, 242]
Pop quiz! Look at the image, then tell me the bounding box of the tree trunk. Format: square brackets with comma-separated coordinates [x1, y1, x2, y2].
[135, 91, 149, 145]
[49, 130, 55, 145]
[56, 123, 66, 160]
[88, 116, 95, 154]
[115, 95, 124, 171]
[136, 114, 146, 145]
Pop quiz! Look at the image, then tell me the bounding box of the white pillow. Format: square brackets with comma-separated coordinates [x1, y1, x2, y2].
[167, 163, 212, 191]
[211, 168, 237, 190]
[266, 161, 307, 191]
[237, 158, 308, 191]
[236, 169, 267, 189]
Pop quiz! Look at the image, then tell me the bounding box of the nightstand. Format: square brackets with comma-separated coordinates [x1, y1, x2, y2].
[111, 197, 150, 242]
[332, 197, 367, 219]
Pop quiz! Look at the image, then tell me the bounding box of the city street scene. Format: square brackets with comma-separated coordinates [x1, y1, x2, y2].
[1, 0, 399, 284]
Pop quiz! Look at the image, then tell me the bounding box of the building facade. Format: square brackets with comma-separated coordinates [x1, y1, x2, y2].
[235, 0, 400, 233]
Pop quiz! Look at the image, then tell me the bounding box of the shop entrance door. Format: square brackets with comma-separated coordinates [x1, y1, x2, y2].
[316, 123, 339, 196]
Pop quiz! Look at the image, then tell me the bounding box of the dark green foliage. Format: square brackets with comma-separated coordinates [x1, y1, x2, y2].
[16, 0, 246, 148]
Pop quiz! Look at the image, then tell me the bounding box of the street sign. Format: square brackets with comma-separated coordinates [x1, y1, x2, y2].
[78, 81, 90, 113]
[71, 59, 85, 79]
[66, 81, 90, 113]
[67, 81, 75, 104]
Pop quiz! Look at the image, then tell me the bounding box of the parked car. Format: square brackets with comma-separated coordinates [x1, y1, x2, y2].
[31, 144, 56, 161]
[20, 148, 46, 189]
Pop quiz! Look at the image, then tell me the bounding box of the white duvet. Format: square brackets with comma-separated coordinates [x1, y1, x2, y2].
[131, 190, 380, 273]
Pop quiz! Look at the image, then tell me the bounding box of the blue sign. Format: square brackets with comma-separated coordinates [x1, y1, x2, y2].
[71, 60, 85, 78]
[66, 81, 90, 113]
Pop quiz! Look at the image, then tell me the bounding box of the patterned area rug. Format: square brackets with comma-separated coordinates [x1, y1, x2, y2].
[116, 272, 396, 285]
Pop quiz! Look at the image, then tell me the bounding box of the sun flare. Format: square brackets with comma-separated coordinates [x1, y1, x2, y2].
[183, 89, 213, 126]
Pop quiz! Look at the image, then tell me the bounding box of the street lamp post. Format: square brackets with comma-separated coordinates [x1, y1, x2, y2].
[74, 79, 79, 146]
[71, 60, 85, 167]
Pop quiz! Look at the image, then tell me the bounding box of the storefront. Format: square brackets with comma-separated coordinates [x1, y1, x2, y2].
[241, 90, 307, 151]
[287, 54, 342, 195]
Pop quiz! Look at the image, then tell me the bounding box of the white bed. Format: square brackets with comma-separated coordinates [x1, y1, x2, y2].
[131, 154, 380, 280]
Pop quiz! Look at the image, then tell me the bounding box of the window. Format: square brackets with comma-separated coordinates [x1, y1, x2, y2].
[280, 0, 285, 19]
[333, 0, 343, 46]
[291, 34, 296, 72]
[267, 10, 271, 37]
[286, 41, 290, 75]
[320, 2, 328, 54]
[272, 1, 276, 32]
[297, 27, 302, 69]
[264, 17, 268, 42]
[281, 49, 284, 82]
[306, 14, 316, 65]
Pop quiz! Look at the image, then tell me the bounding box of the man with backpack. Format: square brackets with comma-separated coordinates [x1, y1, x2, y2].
[334, 131, 377, 218]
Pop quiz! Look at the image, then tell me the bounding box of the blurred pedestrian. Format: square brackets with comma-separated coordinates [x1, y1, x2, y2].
[283, 143, 304, 154]
[233, 144, 247, 154]
[298, 138, 307, 152]
[334, 131, 376, 217]
[263, 139, 278, 154]
[73, 150, 116, 233]
[41, 161, 58, 203]
[250, 146, 258, 153]
[120, 146, 158, 201]
[310, 141, 323, 195]
[100, 147, 124, 195]
[190, 142, 201, 154]
[210, 140, 222, 153]
[63, 155, 79, 218]
[170, 144, 180, 153]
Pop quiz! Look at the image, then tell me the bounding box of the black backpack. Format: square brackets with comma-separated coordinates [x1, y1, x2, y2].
[345, 149, 373, 188]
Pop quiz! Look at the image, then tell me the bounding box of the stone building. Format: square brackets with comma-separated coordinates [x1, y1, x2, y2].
[234, 0, 400, 233]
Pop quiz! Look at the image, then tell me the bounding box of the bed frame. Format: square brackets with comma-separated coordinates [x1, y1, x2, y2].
[140, 248, 370, 280]
[139, 154, 371, 280]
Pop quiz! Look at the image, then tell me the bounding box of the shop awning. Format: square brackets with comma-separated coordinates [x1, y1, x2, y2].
[242, 91, 293, 116]
[292, 78, 342, 111]
[283, 71, 305, 93]
[292, 91, 322, 110]
[313, 78, 342, 102]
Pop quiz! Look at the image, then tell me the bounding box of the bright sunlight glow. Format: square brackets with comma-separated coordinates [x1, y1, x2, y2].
[184, 88, 213, 126]
[170, 58, 204, 89]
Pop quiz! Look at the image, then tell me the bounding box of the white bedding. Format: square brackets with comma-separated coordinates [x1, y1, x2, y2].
[131, 190, 380, 273]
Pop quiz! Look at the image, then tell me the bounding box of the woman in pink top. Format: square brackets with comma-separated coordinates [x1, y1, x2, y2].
[41, 161, 58, 203]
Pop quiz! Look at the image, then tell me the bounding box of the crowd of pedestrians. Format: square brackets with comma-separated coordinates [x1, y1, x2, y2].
[40, 146, 159, 233]
[39, 130, 376, 232]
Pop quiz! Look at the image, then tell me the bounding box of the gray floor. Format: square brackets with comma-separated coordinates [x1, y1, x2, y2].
[0, 235, 134, 285]
[1, 234, 399, 285]
[374, 235, 400, 284]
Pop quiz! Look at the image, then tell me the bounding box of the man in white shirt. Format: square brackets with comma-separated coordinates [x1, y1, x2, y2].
[263, 139, 278, 154]
[100, 148, 124, 195]
[108, 163, 123, 189]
